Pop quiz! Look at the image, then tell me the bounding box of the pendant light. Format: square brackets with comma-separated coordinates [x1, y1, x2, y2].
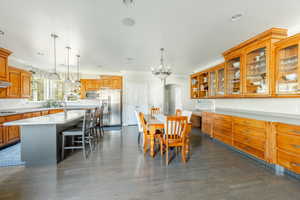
[48, 33, 60, 80]
[64, 46, 72, 84]
[75, 54, 81, 87]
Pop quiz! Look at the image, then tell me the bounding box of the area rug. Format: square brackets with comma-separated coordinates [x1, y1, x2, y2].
[0, 143, 25, 167]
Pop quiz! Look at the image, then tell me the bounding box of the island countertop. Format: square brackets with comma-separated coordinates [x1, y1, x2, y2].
[4, 110, 85, 126]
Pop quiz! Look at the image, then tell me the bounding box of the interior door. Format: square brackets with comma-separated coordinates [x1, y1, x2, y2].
[125, 80, 149, 125]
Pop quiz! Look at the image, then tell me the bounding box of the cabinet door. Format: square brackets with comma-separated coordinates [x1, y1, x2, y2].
[7, 126, 20, 142]
[21, 72, 31, 98]
[191, 75, 199, 98]
[7, 70, 21, 98]
[0, 126, 7, 147]
[209, 71, 217, 96]
[226, 57, 242, 96]
[102, 78, 112, 88]
[217, 68, 225, 96]
[244, 43, 269, 96]
[0, 55, 8, 81]
[111, 77, 122, 89]
[275, 42, 300, 95]
[85, 80, 99, 91]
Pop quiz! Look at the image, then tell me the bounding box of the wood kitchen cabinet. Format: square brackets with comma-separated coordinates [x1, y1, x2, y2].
[274, 33, 300, 96]
[243, 41, 271, 96]
[21, 72, 31, 98]
[0, 66, 32, 99]
[225, 51, 243, 97]
[190, 73, 200, 98]
[190, 28, 288, 99]
[0, 48, 12, 81]
[213, 114, 232, 145]
[80, 76, 122, 99]
[201, 112, 214, 137]
[7, 67, 21, 98]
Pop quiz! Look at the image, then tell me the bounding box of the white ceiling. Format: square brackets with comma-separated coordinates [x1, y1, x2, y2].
[1, 0, 300, 75]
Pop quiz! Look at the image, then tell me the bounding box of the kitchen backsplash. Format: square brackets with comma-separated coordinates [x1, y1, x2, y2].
[0, 99, 43, 110]
[194, 98, 300, 115]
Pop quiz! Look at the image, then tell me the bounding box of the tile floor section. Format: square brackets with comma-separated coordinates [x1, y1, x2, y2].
[0, 143, 24, 167]
[0, 127, 300, 200]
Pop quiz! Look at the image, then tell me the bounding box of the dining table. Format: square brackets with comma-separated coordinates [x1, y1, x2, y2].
[144, 114, 192, 158]
[144, 114, 165, 157]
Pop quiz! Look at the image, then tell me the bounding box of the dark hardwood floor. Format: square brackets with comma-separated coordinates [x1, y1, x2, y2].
[0, 127, 300, 200]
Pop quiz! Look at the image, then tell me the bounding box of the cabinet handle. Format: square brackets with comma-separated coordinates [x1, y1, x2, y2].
[291, 162, 300, 167]
[291, 144, 300, 149]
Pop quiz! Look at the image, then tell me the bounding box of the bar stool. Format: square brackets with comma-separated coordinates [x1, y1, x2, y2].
[96, 105, 105, 136]
[61, 110, 93, 160]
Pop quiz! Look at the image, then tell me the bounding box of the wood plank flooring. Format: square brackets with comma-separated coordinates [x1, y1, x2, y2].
[0, 126, 300, 200]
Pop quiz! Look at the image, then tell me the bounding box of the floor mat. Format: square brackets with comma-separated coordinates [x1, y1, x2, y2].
[0, 143, 25, 167]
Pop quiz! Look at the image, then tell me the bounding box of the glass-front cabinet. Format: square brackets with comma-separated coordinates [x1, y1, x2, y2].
[216, 67, 225, 96]
[209, 70, 217, 97]
[199, 72, 209, 98]
[191, 74, 199, 98]
[275, 37, 300, 95]
[226, 57, 241, 96]
[244, 44, 269, 96]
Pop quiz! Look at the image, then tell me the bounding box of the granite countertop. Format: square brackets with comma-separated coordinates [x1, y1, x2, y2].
[4, 110, 85, 126]
[194, 108, 300, 126]
[0, 106, 98, 117]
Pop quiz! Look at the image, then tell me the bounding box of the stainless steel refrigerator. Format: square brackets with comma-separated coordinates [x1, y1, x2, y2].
[99, 89, 122, 126]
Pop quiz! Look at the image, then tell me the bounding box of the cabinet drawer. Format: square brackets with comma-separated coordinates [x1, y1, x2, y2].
[234, 132, 265, 151]
[277, 150, 300, 174]
[233, 117, 266, 129]
[214, 132, 232, 146]
[234, 141, 265, 160]
[5, 114, 22, 122]
[0, 117, 4, 124]
[214, 118, 232, 129]
[31, 112, 41, 117]
[277, 133, 300, 155]
[276, 123, 300, 136]
[233, 124, 266, 138]
[214, 126, 232, 137]
[214, 114, 231, 121]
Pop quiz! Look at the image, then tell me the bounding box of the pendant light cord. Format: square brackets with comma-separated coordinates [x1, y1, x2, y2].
[76, 55, 80, 81]
[66, 46, 71, 80]
[51, 34, 59, 74]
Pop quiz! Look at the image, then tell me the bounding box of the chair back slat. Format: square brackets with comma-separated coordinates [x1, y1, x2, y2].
[150, 107, 160, 116]
[165, 116, 188, 141]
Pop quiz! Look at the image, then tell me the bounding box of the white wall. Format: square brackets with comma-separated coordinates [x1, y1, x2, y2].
[122, 71, 193, 125]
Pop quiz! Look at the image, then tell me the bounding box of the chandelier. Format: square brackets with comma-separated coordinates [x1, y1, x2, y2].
[151, 48, 172, 81]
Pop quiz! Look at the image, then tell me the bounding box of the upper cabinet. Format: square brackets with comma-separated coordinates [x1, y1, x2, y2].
[190, 28, 289, 99]
[225, 52, 242, 96]
[244, 42, 269, 96]
[80, 76, 122, 99]
[274, 34, 300, 96]
[190, 74, 199, 99]
[0, 66, 32, 98]
[0, 48, 12, 81]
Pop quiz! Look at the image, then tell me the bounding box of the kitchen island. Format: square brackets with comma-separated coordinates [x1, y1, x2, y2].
[4, 110, 85, 166]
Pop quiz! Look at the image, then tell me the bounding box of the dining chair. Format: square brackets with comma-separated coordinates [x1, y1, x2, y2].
[139, 112, 164, 155]
[175, 109, 182, 116]
[182, 110, 192, 123]
[164, 116, 188, 165]
[61, 110, 93, 160]
[150, 107, 160, 116]
[135, 110, 143, 145]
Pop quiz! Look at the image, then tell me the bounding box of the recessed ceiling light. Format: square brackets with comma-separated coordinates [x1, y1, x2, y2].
[231, 13, 243, 21]
[123, 0, 134, 6]
[122, 17, 135, 27]
[37, 52, 44, 56]
[126, 57, 134, 61]
[97, 65, 103, 68]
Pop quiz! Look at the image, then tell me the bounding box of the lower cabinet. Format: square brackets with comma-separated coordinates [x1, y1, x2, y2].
[204, 111, 300, 175]
[213, 114, 232, 145]
[201, 112, 214, 137]
[233, 117, 267, 160]
[0, 126, 7, 146]
[275, 123, 300, 174]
